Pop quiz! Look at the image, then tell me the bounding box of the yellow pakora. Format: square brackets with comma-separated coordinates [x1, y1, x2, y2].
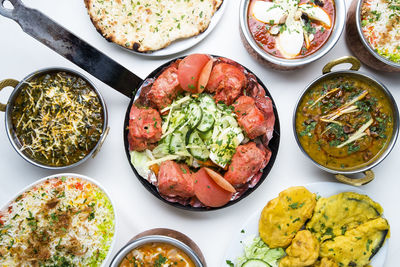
[312, 257, 338, 267]
[306, 192, 383, 242]
[259, 186, 316, 248]
[279, 230, 319, 267]
[320, 217, 389, 267]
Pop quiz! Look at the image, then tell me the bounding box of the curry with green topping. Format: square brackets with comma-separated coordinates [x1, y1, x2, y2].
[11, 71, 104, 167]
[119, 242, 195, 267]
[295, 75, 394, 171]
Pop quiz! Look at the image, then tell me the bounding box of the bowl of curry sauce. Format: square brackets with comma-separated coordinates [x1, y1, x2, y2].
[239, 0, 346, 70]
[293, 56, 399, 185]
[110, 233, 204, 267]
[0, 68, 109, 169]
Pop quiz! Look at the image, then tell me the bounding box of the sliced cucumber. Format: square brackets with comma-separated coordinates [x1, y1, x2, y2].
[219, 115, 238, 128]
[186, 102, 202, 128]
[199, 94, 217, 113]
[198, 129, 213, 142]
[187, 131, 210, 161]
[241, 259, 271, 267]
[177, 125, 190, 137]
[169, 132, 187, 155]
[197, 112, 215, 132]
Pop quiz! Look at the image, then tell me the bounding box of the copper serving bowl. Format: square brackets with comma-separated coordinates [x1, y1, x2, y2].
[346, 0, 400, 72]
[0, 68, 109, 170]
[110, 229, 205, 267]
[293, 56, 399, 186]
[239, 0, 346, 70]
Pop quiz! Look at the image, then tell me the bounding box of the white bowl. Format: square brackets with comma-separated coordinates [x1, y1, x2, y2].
[0, 173, 117, 267]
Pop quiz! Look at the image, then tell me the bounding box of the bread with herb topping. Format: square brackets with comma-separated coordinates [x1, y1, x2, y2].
[84, 0, 223, 52]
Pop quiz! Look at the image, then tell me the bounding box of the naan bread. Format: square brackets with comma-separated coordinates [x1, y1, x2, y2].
[84, 0, 223, 52]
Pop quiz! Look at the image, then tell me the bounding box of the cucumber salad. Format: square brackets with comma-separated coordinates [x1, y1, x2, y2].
[131, 93, 245, 177]
[234, 236, 285, 267]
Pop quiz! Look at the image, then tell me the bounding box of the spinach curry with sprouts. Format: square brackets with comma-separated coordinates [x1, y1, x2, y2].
[11, 71, 104, 167]
[296, 75, 394, 171]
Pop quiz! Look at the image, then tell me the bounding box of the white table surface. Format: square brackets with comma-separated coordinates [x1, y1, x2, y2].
[0, 0, 398, 266]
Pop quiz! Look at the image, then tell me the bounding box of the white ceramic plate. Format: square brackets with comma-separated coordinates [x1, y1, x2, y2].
[223, 182, 388, 266]
[0, 173, 117, 267]
[119, 0, 227, 57]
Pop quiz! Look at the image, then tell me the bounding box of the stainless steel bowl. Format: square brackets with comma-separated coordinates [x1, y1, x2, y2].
[293, 56, 399, 186]
[0, 67, 109, 170]
[110, 235, 204, 267]
[346, 0, 400, 72]
[239, 0, 346, 70]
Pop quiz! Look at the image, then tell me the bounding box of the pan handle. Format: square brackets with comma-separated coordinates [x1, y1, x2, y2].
[0, 0, 21, 19]
[0, 79, 19, 112]
[0, 0, 143, 98]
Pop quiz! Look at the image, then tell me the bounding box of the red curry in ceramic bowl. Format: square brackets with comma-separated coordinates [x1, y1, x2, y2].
[240, 0, 346, 70]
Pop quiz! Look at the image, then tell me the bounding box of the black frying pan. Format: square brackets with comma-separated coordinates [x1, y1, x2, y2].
[0, 0, 280, 211]
[123, 56, 281, 211]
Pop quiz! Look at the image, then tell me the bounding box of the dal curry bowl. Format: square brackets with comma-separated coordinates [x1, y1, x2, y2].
[293, 56, 399, 186]
[0, 68, 109, 170]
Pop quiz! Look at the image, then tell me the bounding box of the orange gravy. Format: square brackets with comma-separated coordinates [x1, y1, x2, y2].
[119, 242, 196, 267]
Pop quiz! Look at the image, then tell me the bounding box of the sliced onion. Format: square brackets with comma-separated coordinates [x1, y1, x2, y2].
[299, 3, 332, 28]
[252, 1, 287, 24]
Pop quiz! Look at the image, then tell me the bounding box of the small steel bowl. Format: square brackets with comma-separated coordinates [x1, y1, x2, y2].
[293, 56, 399, 186]
[110, 234, 204, 267]
[0, 67, 109, 170]
[239, 0, 346, 70]
[346, 0, 400, 72]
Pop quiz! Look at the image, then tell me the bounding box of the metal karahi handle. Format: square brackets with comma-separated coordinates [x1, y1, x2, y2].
[92, 126, 110, 159]
[322, 56, 361, 74]
[0, 79, 19, 112]
[0, 0, 22, 19]
[335, 170, 375, 186]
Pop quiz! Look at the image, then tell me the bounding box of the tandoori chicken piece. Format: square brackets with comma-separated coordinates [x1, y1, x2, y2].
[157, 161, 194, 198]
[128, 105, 162, 151]
[206, 63, 247, 105]
[233, 96, 268, 139]
[249, 82, 276, 143]
[224, 142, 267, 186]
[147, 62, 182, 110]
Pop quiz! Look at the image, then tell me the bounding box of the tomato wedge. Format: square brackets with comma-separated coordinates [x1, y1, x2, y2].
[197, 59, 214, 93]
[178, 54, 210, 93]
[204, 167, 236, 193]
[193, 168, 233, 207]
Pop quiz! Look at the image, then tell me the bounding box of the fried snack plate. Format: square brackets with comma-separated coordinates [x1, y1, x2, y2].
[223, 182, 388, 266]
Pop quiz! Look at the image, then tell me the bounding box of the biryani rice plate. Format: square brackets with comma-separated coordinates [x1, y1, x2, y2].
[0, 175, 115, 266]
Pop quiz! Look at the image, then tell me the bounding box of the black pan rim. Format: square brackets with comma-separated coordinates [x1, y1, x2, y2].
[123, 54, 280, 211]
